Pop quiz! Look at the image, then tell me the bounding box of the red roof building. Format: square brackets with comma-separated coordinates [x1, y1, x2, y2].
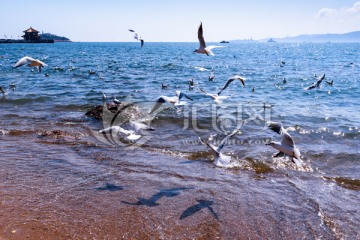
[22, 27, 40, 41]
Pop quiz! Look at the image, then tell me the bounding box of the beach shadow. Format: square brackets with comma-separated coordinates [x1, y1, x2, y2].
[180, 199, 219, 220]
[96, 183, 124, 191]
[121, 187, 192, 207]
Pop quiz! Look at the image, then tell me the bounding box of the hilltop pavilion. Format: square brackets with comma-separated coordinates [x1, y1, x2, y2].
[22, 27, 40, 41]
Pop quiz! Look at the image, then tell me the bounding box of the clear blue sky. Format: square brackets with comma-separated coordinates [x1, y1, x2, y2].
[1, 0, 360, 42]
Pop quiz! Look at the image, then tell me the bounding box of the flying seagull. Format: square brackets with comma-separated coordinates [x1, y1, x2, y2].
[304, 74, 325, 90]
[325, 80, 333, 86]
[199, 128, 241, 167]
[194, 22, 223, 56]
[129, 29, 144, 47]
[266, 122, 302, 166]
[148, 90, 193, 114]
[99, 121, 154, 141]
[12, 56, 47, 73]
[197, 87, 228, 104]
[217, 75, 246, 95]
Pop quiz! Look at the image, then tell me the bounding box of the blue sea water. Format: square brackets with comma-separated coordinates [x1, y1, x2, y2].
[0, 42, 359, 238]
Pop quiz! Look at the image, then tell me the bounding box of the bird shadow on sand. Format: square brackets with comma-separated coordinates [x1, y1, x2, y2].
[121, 187, 193, 207]
[96, 183, 124, 191]
[180, 199, 219, 220]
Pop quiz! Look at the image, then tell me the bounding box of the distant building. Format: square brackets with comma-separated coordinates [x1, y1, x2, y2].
[22, 27, 41, 41]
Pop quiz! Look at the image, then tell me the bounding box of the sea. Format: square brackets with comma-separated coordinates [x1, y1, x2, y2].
[0, 42, 359, 239]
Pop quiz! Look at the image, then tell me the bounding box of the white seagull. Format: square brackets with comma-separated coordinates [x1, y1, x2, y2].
[13, 56, 48, 73]
[148, 90, 193, 114]
[304, 74, 325, 90]
[113, 96, 121, 104]
[199, 128, 241, 167]
[194, 22, 223, 56]
[101, 92, 107, 104]
[197, 87, 228, 104]
[217, 75, 246, 95]
[266, 122, 302, 166]
[99, 121, 154, 141]
[129, 29, 144, 47]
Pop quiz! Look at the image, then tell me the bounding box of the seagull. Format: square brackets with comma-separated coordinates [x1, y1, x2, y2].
[266, 122, 302, 166]
[188, 78, 195, 89]
[0, 86, 6, 96]
[148, 90, 193, 114]
[197, 87, 228, 104]
[113, 96, 121, 104]
[161, 83, 169, 89]
[101, 92, 107, 104]
[12, 56, 48, 73]
[217, 75, 246, 95]
[304, 74, 325, 90]
[325, 80, 333, 86]
[208, 72, 215, 81]
[199, 128, 241, 167]
[263, 103, 274, 109]
[8, 83, 16, 92]
[99, 121, 154, 141]
[194, 22, 223, 56]
[129, 29, 144, 47]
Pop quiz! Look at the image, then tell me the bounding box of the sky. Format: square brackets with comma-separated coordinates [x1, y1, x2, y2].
[1, 0, 360, 42]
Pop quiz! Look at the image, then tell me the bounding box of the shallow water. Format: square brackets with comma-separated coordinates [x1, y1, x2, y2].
[0, 42, 359, 239]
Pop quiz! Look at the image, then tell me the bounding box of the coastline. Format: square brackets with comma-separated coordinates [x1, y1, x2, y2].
[0, 39, 55, 44]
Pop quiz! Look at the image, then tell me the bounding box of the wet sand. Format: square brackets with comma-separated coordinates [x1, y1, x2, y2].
[1, 128, 352, 240]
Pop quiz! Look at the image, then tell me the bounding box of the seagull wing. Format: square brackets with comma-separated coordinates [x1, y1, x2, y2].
[176, 91, 193, 101]
[133, 32, 139, 40]
[217, 75, 246, 95]
[318, 73, 325, 81]
[304, 83, 316, 90]
[273, 151, 286, 158]
[217, 128, 240, 152]
[206, 45, 224, 50]
[12, 56, 36, 68]
[268, 122, 295, 147]
[0, 87, 6, 94]
[28, 59, 47, 67]
[197, 87, 209, 96]
[198, 22, 206, 49]
[129, 29, 135, 32]
[231, 75, 246, 87]
[315, 78, 324, 88]
[267, 122, 284, 135]
[281, 132, 295, 148]
[148, 96, 168, 114]
[199, 137, 220, 158]
[217, 78, 234, 95]
[140, 39, 144, 47]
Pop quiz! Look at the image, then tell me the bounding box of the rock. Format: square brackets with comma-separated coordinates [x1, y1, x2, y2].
[85, 102, 139, 121]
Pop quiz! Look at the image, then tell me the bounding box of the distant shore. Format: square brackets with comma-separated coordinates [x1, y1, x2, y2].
[0, 39, 55, 44]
